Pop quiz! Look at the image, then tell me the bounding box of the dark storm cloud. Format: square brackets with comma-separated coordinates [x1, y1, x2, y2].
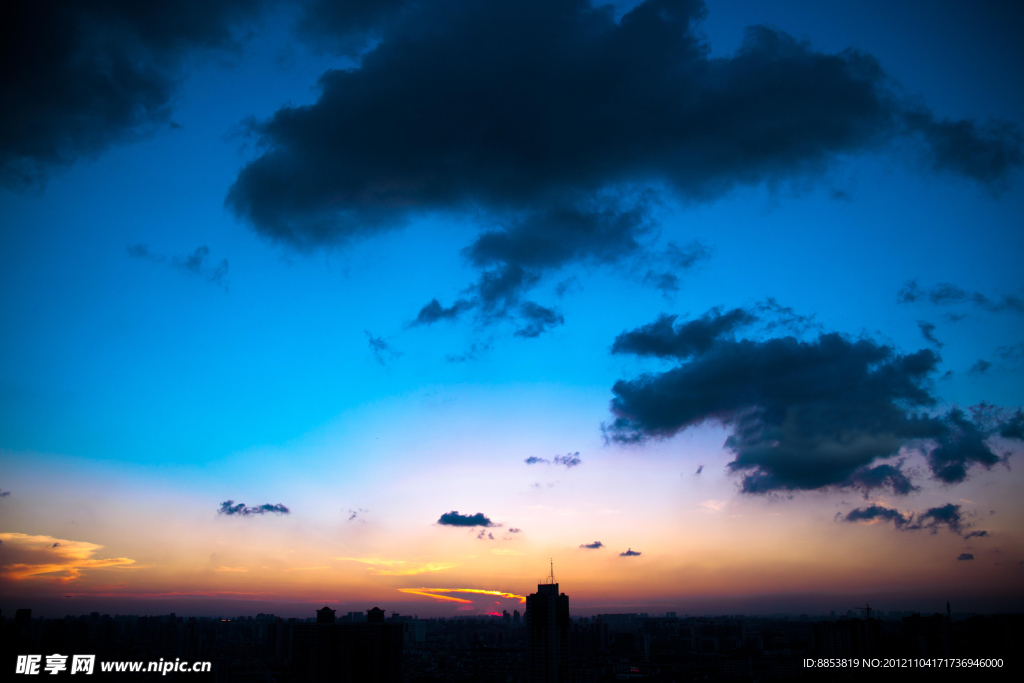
[410, 200, 651, 334]
[608, 306, 1023, 494]
[917, 321, 943, 348]
[365, 331, 402, 365]
[916, 503, 965, 534]
[515, 302, 565, 338]
[553, 452, 582, 468]
[127, 244, 230, 288]
[228, 0, 1022, 251]
[903, 110, 1023, 189]
[295, 0, 411, 54]
[620, 548, 641, 557]
[217, 500, 291, 516]
[0, 0, 280, 188]
[844, 463, 917, 495]
[841, 505, 910, 527]
[841, 503, 981, 537]
[611, 307, 757, 359]
[411, 299, 474, 326]
[925, 409, 1001, 485]
[437, 511, 497, 527]
[898, 280, 1024, 314]
[956, 553, 974, 561]
[580, 541, 604, 549]
[1000, 410, 1024, 440]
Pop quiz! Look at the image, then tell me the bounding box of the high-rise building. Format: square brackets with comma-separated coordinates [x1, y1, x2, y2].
[526, 565, 570, 682]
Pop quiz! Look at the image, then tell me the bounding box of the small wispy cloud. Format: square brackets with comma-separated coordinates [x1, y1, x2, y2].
[619, 548, 641, 557]
[217, 500, 290, 517]
[215, 566, 248, 573]
[580, 541, 604, 549]
[366, 331, 402, 365]
[337, 557, 456, 576]
[525, 452, 582, 468]
[127, 244, 229, 289]
[554, 452, 581, 468]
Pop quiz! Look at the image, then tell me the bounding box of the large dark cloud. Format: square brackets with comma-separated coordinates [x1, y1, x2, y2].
[228, 0, 1020, 242]
[437, 510, 497, 527]
[295, 0, 411, 54]
[222, 0, 1021, 339]
[925, 408, 1001, 484]
[0, 0, 279, 188]
[607, 306, 1023, 494]
[843, 505, 910, 527]
[412, 200, 653, 334]
[218, 500, 290, 516]
[611, 307, 756, 359]
[1001, 410, 1024, 440]
[841, 503, 978, 536]
[898, 280, 1024, 314]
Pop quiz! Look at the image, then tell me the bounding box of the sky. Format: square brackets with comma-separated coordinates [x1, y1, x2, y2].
[1, 0, 1023, 619]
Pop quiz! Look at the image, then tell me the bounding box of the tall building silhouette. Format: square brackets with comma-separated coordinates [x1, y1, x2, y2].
[526, 563, 570, 682]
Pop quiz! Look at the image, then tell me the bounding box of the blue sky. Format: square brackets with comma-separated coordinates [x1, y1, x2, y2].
[1, 0, 1022, 616]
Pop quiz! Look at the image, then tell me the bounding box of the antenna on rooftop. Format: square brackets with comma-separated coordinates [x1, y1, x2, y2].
[549, 558, 555, 584]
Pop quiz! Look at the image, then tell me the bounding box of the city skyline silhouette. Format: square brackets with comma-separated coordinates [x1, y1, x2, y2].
[3, 1, 1024, 678]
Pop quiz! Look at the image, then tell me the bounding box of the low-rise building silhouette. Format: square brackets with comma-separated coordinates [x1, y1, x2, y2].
[291, 606, 403, 682]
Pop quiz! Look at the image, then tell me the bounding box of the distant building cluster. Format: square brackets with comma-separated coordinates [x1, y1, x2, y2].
[1, 593, 1021, 681]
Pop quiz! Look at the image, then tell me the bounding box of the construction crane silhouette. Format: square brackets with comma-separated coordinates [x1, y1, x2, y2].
[853, 603, 873, 619]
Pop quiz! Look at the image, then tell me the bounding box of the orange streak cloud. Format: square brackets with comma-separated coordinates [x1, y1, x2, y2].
[398, 588, 527, 604]
[397, 589, 473, 604]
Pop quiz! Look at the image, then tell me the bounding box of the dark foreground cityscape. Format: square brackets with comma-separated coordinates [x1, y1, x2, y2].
[3, 580, 1020, 681]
